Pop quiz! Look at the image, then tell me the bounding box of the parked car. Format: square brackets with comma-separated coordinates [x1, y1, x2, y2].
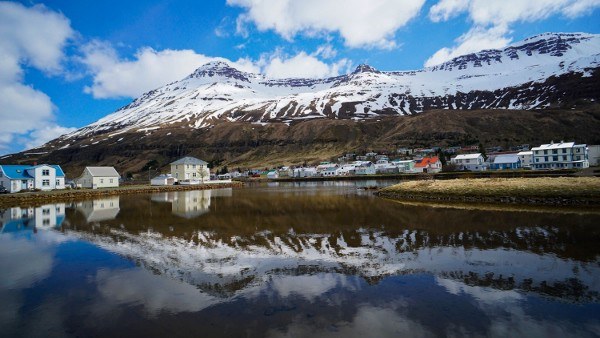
[0, 186, 8, 194]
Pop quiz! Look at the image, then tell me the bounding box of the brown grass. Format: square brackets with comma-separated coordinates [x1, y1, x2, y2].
[380, 177, 600, 198]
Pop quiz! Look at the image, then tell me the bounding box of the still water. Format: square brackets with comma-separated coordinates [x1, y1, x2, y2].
[1, 181, 599, 337]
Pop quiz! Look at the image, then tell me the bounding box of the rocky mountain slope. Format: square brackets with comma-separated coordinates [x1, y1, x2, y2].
[66, 32, 599, 138]
[4, 32, 600, 174]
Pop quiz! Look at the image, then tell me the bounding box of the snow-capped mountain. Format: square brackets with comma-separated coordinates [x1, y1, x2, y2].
[67, 32, 600, 139]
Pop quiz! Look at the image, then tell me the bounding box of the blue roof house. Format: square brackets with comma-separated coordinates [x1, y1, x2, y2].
[490, 155, 521, 170]
[0, 164, 66, 193]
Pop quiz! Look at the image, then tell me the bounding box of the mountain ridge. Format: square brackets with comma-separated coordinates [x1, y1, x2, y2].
[60, 32, 599, 141]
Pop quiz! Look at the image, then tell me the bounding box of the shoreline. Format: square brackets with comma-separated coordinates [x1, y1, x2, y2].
[0, 182, 243, 208]
[376, 177, 600, 207]
[250, 169, 584, 183]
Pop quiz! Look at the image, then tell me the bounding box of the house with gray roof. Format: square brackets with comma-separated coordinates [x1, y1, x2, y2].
[170, 156, 210, 182]
[490, 154, 521, 170]
[0, 164, 66, 193]
[75, 166, 120, 189]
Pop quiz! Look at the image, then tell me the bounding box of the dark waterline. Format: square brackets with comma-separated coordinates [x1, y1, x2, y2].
[1, 180, 599, 337]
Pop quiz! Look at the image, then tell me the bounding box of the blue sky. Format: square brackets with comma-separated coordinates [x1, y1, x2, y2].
[1, 0, 599, 155]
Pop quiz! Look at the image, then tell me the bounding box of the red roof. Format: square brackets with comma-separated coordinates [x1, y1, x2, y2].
[415, 156, 440, 168]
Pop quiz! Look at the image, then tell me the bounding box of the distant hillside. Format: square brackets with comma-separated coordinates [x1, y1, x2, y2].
[4, 107, 600, 177]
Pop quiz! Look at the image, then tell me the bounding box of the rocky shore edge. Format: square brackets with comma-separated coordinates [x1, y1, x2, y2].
[376, 178, 600, 207]
[0, 182, 243, 208]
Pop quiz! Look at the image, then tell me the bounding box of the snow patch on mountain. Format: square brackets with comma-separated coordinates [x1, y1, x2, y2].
[67, 33, 600, 139]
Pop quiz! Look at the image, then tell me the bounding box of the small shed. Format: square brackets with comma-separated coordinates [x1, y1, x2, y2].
[151, 174, 176, 186]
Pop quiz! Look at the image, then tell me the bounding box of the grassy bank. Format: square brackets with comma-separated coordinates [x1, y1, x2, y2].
[0, 182, 243, 208]
[377, 177, 600, 206]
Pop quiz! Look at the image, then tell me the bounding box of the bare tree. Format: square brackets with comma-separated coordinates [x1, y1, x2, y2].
[197, 165, 209, 183]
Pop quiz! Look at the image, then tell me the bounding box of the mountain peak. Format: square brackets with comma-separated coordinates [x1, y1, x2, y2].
[353, 64, 379, 74]
[187, 61, 251, 82]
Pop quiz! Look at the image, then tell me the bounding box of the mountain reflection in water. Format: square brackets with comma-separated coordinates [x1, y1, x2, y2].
[1, 182, 599, 337]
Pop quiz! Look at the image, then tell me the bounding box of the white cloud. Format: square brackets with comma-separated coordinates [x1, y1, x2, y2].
[0, 2, 74, 152]
[426, 0, 600, 66]
[24, 125, 77, 150]
[81, 41, 351, 98]
[424, 25, 511, 67]
[80, 41, 259, 99]
[263, 51, 351, 79]
[429, 0, 470, 22]
[227, 0, 426, 49]
[563, 0, 600, 17]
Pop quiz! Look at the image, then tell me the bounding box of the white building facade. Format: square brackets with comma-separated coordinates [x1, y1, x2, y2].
[76, 167, 120, 189]
[451, 153, 487, 171]
[0, 164, 66, 193]
[531, 142, 589, 170]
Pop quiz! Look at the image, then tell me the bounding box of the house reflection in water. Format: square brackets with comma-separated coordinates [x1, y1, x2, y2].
[76, 197, 120, 223]
[0, 203, 66, 233]
[151, 189, 232, 219]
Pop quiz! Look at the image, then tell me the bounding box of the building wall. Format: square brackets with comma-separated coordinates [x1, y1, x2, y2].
[92, 176, 119, 188]
[76, 170, 119, 188]
[588, 145, 600, 166]
[171, 164, 210, 181]
[532, 145, 589, 170]
[29, 166, 57, 191]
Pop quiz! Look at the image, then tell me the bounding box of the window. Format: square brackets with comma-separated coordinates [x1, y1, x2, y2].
[55, 179, 60, 186]
[43, 219, 50, 226]
[100, 179, 104, 184]
[42, 169, 50, 176]
[544, 156, 548, 162]
[563, 156, 567, 161]
[42, 209, 50, 215]
[553, 156, 558, 161]
[544, 150, 548, 155]
[42, 179, 50, 186]
[110, 179, 113, 183]
[193, 165, 196, 169]
[193, 173, 197, 177]
[562, 149, 567, 154]
[552, 149, 557, 154]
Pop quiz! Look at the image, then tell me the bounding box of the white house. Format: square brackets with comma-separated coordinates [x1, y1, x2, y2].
[321, 166, 341, 177]
[293, 167, 318, 178]
[451, 153, 487, 171]
[170, 156, 210, 182]
[266, 170, 279, 179]
[531, 141, 589, 170]
[355, 162, 376, 175]
[151, 174, 176, 186]
[338, 164, 357, 176]
[517, 151, 533, 168]
[0, 164, 66, 193]
[75, 167, 120, 189]
[391, 160, 415, 173]
[414, 157, 442, 173]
